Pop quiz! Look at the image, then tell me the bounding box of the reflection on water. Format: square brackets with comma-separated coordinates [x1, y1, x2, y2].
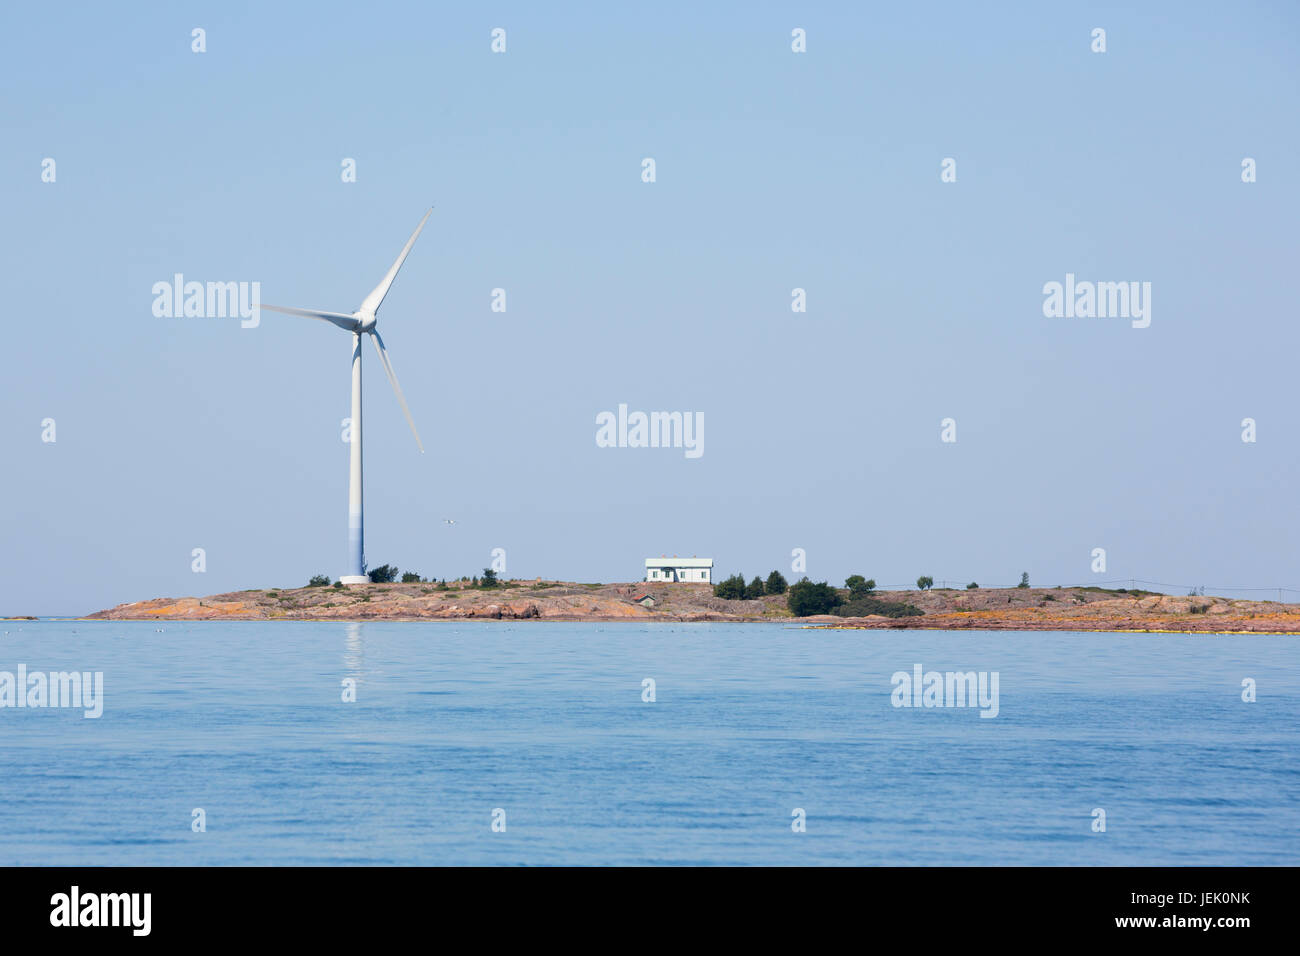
[343, 622, 365, 682]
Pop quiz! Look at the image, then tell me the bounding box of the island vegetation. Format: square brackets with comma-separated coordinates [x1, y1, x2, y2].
[715, 570, 923, 618]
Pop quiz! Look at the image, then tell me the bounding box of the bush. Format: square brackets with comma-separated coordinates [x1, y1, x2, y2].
[765, 570, 788, 595]
[332, 581, 344, 589]
[745, 576, 766, 599]
[480, 568, 499, 588]
[916, 576, 934, 591]
[1018, 572, 1030, 589]
[834, 596, 923, 619]
[307, 574, 331, 588]
[787, 578, 844, 616]
[966, 582, 979, 590]
[713, 573, 747, 600]
[367, 564, 398, 583]
[400, 571, 421, 583]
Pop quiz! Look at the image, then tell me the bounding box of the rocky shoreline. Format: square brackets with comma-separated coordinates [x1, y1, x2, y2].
[79, 581, 1300, 633]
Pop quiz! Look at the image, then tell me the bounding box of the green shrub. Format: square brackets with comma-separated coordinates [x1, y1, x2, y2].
[480, 568, 499, 588]
[787, 578, 844, 616]
[307, 574, 331, 588]
[834, 596, 923, 619]
[966, 582, 978, 590]
[713, 573, 747, 600]
[916, 576, 934, 591]
[401, 571, 422, 583]
[367, 564, 398, 583]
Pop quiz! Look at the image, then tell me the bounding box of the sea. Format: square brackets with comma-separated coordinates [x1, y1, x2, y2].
[1, 620, 1296, 865]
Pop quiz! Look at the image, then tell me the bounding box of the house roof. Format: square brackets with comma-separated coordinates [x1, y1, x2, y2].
[644, 557, 713, 568]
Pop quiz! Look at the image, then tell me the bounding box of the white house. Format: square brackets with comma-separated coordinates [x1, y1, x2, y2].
[645, 557, 713, 584]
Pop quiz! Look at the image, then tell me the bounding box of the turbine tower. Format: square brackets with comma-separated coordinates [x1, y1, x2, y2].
[263, 209, 430, 584]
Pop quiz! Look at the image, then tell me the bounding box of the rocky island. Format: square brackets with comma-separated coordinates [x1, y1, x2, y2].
[82, 580, 1300, 633]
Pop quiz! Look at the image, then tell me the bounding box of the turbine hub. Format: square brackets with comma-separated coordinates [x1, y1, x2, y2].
[357, 311, 376, 332]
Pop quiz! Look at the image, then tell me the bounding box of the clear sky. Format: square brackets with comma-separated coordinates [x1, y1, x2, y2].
[3, 1, 1298, 613]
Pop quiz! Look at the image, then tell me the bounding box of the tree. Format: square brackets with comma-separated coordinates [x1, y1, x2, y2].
[307, 574, 331, 588]
[480, 568, 499, 588]
[765, 570, 788, 595]
[1018, 572, 1030, 589]
[745, 576, 766, 599]
[787, 578, 844, 616]
[713, 573, 746, 599]
[916, 576, 934, 591]
[966, 582, 979, 590]
[400, 571, 422, 583]
[846, 575, 876, 598]
[367, 564, 398, 583]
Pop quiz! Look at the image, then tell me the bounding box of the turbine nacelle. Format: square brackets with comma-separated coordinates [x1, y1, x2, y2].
[261, 207, 431, 458]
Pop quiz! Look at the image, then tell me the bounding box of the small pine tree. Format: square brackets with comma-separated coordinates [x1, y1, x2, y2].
[765, 570, 788, 595]
[1018, 572, 1030, 589]
[713, 573, 747, 600]
[367, 564, 398, 583]
[745, 576, 766, 599]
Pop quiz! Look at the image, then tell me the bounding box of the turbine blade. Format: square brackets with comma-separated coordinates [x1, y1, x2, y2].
[369, 331, 424, 453]
[261, 304, 360, 331]
[359, 208, 432, 316]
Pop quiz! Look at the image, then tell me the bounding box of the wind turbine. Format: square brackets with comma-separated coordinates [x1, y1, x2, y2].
[263, 208, 430, 585]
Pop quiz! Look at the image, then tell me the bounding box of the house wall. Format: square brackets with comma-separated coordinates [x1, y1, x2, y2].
[646, 567, 712, 583]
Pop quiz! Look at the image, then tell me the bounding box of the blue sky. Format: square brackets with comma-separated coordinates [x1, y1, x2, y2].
[2, 1, 1298, 613]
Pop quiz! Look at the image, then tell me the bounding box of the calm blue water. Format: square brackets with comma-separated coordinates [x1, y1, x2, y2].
[1, 621, 1297, 865]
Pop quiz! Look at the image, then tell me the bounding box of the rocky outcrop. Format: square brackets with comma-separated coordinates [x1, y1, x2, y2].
[81, 582, 1300, 633]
